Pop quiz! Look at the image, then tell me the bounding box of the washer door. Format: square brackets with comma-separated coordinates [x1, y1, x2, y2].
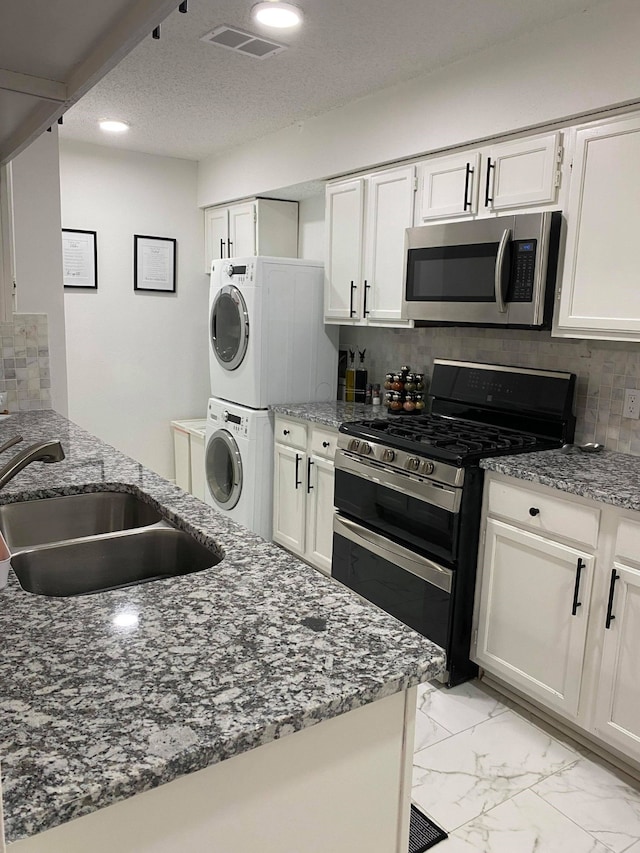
[210, 285, 249, 371]
[206, 429, 243, 509]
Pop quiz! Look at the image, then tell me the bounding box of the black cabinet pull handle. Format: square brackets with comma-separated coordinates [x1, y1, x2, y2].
[605, 568, 620, 629]
[463, 162, 474, 211]
[322, 441, 330, 448]
[529, 507, 540, 517]
[307, 457, 314, 493]
[227, 239, 233, 257]
[363, 280, 370, 316]
[484, 157, 495, 206]
[572, 558, 585, 616]
[283, 429, 290, 435]
[349, 281, 357, 317]
[294, 453, 302, 489]
[220, 238, 225, 258]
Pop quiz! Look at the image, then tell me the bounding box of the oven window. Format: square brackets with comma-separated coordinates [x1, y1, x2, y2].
[332, 533, 451, 649]
[334, 468, 458, 565]
[406, 243, 501, 302]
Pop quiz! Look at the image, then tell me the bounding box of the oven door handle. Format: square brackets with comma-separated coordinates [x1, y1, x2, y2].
[333, 514, 453, 593]
[494, 228, 510, 314]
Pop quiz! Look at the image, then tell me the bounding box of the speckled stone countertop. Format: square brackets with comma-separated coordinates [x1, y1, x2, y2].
[481, 447, 640, 512]
[0, 411, 445, 844]
[270, 401, 390, 428]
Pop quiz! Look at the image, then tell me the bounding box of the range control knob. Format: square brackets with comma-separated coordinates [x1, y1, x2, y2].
[420, 460, 435, 475]
[360, 442, 372, 455]
[406, 456, 420, 472]
[381, 448, 396, 463]
[348, 439, 361, 452]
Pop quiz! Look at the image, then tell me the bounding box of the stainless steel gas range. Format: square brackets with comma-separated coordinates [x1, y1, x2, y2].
[331, 359, 576, 686]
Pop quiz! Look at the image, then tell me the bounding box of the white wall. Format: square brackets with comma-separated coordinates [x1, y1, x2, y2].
[59, 140, 208, 479]
[11, 127, 69, 414]
[198, 0, 640, 206]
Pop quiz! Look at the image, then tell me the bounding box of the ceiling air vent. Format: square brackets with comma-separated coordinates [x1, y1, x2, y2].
[200, 25, 287, 59]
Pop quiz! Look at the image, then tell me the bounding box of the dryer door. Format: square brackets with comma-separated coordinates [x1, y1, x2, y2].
[210, 285, 249, 371]
[205, 429, 243, 509]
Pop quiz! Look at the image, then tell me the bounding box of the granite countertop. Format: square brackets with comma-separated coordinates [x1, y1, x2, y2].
[481, 446, 640, 512]
[270, 401, 389, 429]
[0, 411, 445, 844]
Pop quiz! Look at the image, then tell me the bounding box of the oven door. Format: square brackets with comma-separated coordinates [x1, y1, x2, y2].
[332, 514, 453, 650]
[333, 451, 461, 566]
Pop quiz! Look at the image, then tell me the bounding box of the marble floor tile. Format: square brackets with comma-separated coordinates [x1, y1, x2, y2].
[418, 679, 510, 734]
[533, 756, 640, 853]
[412, 710, 578, 831]
[432, 789, 612, 853]
[414, 708, 451, 752]
[622, 842, 640, 852]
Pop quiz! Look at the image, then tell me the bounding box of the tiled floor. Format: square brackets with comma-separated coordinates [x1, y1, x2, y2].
[412, 680, 640, 852]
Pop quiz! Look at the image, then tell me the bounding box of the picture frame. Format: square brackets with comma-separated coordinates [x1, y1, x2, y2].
[134, 235, 177, 293]
[62, 229, 98, 289]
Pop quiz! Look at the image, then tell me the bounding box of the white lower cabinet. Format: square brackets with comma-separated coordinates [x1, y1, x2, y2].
[273, 417, 337, 575]
[474, 472, 640, 768]
[477, 519, 594, 718]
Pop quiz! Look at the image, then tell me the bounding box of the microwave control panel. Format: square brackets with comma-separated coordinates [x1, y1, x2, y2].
[507, 239, 537, 302]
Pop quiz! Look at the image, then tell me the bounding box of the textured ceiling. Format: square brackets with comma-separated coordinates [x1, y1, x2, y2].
[60, 0, 605, 162]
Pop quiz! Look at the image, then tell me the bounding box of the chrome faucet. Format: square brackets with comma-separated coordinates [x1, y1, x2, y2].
[0, 440, 65, 489]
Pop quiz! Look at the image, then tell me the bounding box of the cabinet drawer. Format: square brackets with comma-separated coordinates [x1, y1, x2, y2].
[310, 426, 337, 460]
[487, 479, 600, 548]
[275, 417, 307, 450]
[615, 517, 640, 565]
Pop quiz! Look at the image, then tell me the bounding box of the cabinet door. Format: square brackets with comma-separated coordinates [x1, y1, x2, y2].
[416, 152, 479, 221]
[484, 132, 561, 211]
[475, 519, 594, 718]
[273, 443, 306, 555]
[228, 202, 256, 259]
[324, 179, 364, 322]
[204, 207, 229, 273]
[556, 115, 640, 340]
[305, 454, 335, 575]
[363, 165, 415, 325]
[593, 561, 640, 758]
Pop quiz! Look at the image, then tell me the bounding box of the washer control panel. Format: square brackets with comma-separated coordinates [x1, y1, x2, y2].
[208, 403, 249, 435]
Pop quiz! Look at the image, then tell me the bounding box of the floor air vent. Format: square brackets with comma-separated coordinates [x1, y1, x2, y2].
[200, 25, 287, 59]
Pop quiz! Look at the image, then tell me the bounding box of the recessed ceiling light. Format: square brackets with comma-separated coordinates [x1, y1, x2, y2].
[252, 2, 302, 28]
[99, 119, 130, 133]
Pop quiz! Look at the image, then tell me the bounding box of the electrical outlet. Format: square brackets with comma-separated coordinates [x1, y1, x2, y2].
[624, 388, 640, 419]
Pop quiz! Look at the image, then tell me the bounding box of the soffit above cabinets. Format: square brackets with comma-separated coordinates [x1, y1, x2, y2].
[0, 0, 178, 165]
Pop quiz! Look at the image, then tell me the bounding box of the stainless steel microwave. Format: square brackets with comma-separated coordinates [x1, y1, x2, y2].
[402, 211, 562, 328]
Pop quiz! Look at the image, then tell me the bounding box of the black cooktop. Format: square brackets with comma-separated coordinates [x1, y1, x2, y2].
[340, 414, 560, 466]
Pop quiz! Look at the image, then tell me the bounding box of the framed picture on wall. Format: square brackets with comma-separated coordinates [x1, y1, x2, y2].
[62, 228, 98, 289]
[134, 235, 177, 293]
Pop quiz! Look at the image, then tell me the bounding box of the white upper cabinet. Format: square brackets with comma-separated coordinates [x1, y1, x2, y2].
[325, 167, 414, 326]
[416, 152, 479, 221]
[204, 198, 298, 273]
[324, 179, 364, 322]
[485, 132, 562, 211]
[363, 165, 415, 324]
[415, 132, 562, 224]
[555, 114, 640, 340]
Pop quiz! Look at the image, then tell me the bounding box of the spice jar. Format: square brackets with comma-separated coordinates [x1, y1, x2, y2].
[404, 372, 416, 392]
[391, 373, 404, 391]
[415, 393, 425, 411]
[383, 373, 394, 390]
[415, 373, 425, 392]
[403, 393, 416, 412]
[390, 393, 403, 411]
[383, 392, 393, 408]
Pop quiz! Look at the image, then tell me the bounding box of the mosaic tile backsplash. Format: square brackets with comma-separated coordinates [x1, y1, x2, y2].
[340, 326, 640, 456]
[0, 313, 51, 412]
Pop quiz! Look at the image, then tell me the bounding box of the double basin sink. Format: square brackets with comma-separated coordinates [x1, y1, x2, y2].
[2, 491, 221, 597]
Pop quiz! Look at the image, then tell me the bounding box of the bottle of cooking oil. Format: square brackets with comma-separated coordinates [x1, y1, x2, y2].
[345, 349, 356, 402]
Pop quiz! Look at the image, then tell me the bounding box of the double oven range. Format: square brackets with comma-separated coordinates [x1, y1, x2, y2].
[331, 359, 576, 686]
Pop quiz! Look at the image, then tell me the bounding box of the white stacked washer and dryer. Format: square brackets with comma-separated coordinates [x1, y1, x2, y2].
[205, 257, 339, 540]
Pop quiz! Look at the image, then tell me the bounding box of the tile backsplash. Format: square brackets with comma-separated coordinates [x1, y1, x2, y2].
[0, 314, 51, 412]
[340, 326, 640, 455]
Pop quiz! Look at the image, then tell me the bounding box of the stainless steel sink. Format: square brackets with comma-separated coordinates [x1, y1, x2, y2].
[11, 526, 221, 597]
[0, 491, 162, 549]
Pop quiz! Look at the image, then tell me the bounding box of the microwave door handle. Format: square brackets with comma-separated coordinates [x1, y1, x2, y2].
[494, 228, 510, 313]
